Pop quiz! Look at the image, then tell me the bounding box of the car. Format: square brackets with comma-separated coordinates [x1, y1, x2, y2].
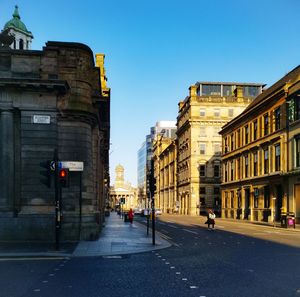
[155, 208, 162, 215]
[134, 208, 142, 215]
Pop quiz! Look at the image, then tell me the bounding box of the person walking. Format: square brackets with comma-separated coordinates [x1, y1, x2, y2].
[207, 209, 216, 230]
[128, 208, 134, 224]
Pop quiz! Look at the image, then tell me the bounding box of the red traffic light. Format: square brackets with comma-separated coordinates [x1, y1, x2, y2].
[59, 168, 69, 187]
[59, 169, 67, 178]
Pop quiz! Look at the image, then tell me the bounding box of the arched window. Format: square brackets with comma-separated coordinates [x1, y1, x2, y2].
[19, 39, 24, 50]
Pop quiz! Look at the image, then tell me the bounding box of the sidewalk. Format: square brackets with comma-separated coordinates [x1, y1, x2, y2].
[73, 212, 171, 257]
[0, 212, 171, 258]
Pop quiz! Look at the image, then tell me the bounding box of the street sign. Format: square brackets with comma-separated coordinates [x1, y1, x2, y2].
[60, 161, 84, 172]
[50, 161, 55, 171]
[32, 115, 51, 124]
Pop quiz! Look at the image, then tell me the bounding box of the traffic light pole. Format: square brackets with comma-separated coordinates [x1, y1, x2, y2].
[54, 149, 60, 250]
[151, 196, 155, 245]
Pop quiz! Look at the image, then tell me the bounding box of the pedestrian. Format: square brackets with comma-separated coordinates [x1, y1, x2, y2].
[128, 208, 134, 224]
[207, 209, 216, 230]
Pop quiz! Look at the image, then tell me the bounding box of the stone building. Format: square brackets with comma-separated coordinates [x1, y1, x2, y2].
[109, 165, 137, 210]
[0, 40, 110, 241]
[220, 66, 300, 224]
[152, 135, 177, 213]
[176, 82, 264, 215]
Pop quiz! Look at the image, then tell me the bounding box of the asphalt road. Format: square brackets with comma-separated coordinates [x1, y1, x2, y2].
[1, 215, 300, 297]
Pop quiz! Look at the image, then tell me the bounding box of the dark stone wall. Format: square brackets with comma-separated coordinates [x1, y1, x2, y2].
[0, 41, 109, 242]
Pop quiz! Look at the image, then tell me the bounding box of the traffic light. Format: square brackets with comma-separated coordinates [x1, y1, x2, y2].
[39, 160, 51, 188]
[150, 175, 156, 197]
[149, 160, 156, 197]
[59, 168, 69, 187]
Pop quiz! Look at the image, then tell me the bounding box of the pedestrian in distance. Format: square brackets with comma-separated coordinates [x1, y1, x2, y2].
[128, 208, 134, 224]
[206, 209, 216, 230]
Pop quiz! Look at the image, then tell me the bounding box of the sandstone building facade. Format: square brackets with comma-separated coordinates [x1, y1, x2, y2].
[152, 135, 177, 213]
[176, 82, 264, 215]
[220, 66, 300, 224]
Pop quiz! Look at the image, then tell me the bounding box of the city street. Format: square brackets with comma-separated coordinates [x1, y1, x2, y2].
[1, 215, 300, 297]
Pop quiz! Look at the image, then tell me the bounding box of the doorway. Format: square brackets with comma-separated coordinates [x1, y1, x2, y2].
[275, 185, 283, 221]
[244, 188, 250, 219]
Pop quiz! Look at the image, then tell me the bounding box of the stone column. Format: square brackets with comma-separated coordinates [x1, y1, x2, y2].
[0, 110, 14, 211]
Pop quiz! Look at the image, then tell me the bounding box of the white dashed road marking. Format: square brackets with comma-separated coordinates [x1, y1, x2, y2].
[182, 228, 198, 234]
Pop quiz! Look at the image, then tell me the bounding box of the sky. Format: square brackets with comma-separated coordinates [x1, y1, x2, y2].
[1, 0, 300, 186]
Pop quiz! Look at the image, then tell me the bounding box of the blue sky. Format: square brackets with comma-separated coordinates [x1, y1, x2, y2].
[2, 0, 300, 186]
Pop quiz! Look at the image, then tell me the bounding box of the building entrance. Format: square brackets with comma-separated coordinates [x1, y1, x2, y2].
[244, 188, 250, 219]
[275, 185, 283, 221]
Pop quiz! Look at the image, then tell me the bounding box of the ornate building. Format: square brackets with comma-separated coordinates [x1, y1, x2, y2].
[0, 9, 110, 241]
[177, 82, 264, 215]
[110, 165, 137, 210]
[220, 66, 300, 224]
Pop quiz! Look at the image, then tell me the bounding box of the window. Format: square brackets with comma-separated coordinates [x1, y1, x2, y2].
[245, 125, 249, 144]
[295, 136, 300, 167]
[237, 158, 241, 179]
[202, 84, 221, 96]
[223, 85, 233, 96]
[264, 186, 270, 208]
[231, 133, 234, 151]
[236, 129, 240, 147]
[253, 120, 258, 140]
[253, 151, 258, 176]
[199, 127, 206, 137]
[275, 107, 281, 131]
[200, 187, 206, 194]
[224, 137, 228, 153]
[224, 162, 228, 182]
[295, 98, 300, 121]
[264, 148, 269, 174]
[200, 197, 205, 206]
[214, 109, 220, 118]
[243, 86, 260, 97]
[245, 154, 249, 177]
[214, 165, 220, 177]
[275, 144, 281, 171]
[200, 143, 206, 154]
[230, 160, 234, 181]
[254, 188, 259, 208]
[228, 109, 234, 117]
[199, 165, 206, 177]
[264, 113, 269, 136]
[200, 109, 206, 117]
[214, 143, 221, 155]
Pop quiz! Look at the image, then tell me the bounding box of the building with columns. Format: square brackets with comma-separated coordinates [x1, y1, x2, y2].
[110, 165, 137, 210]
[220, 66, 300, 224]
[176, 82, 264, 215]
